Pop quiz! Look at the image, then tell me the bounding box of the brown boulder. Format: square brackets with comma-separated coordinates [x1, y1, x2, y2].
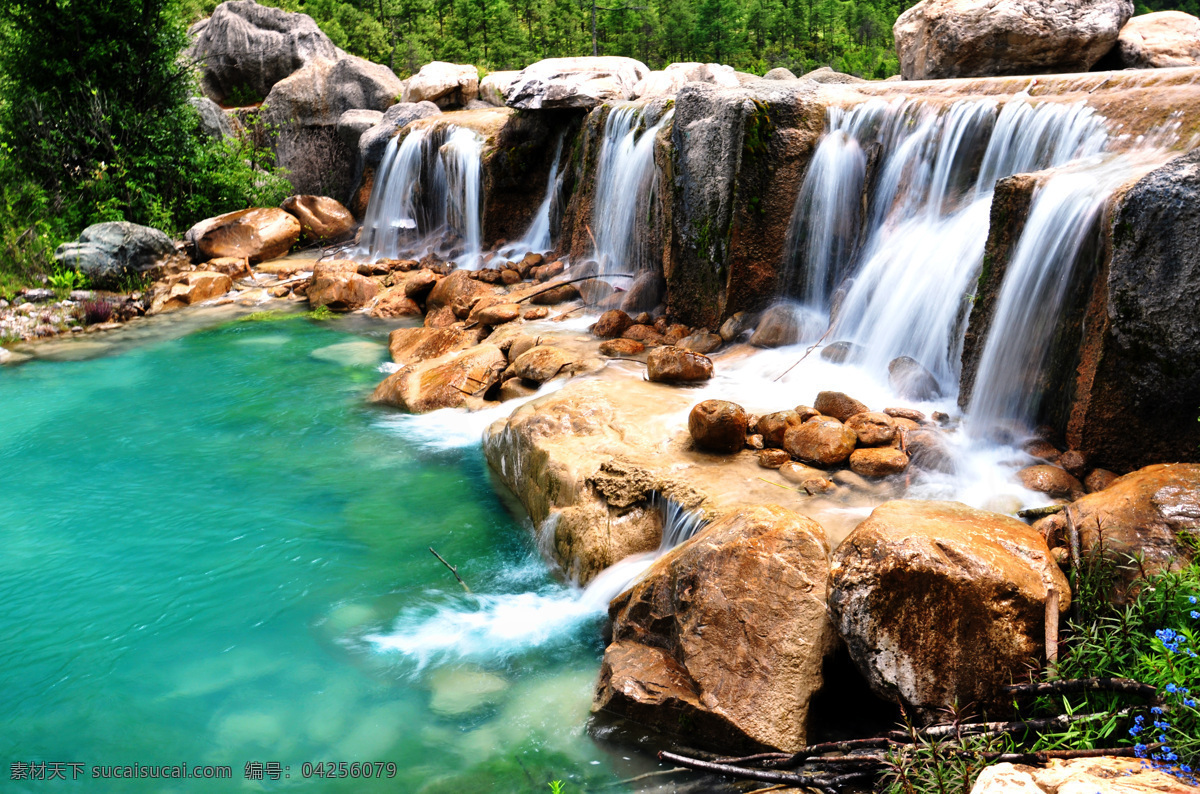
[404, 270, 439, 300]
[1084, 468, 1119, 493]
[1018, 465, 1085, 501]
[189, 208, 301, 264]
[592, 309, 634, 339]
[597, 505, 835, 752]
[205, 257, 252, 279]
[599, 338, 645, 357]
[473, 303, 521, 326]
[757, 410, 803, 449]
[424, 306, 457, 328]
[688, 400, 748, 454]
[759, 449, 791, 469]
[280, 195, 356, 243]
[676, 331, 722, 354]
[530, 284, 580, 305]
[508, 345, 571, 384]
[829, 500, 1069, 718]
[814, 391, 870, 423]
[150, 270, 233, 313]
[370, 344, 506, 412]
[1059, 450, 1088, 479]
[849, 447, 910, 478]
[307, 260, 380, 311]
[387, 326, 482, 366]
[884, 407, 926, 422]
[844, 412, 897, 447]
[622, 324, 667, 346]
[783, 419, 857, 467]
[368, 287, 421, 318]
[523, 307, 549, 320]
[646, 347, 713, 383]
[426, 269, 489, 313]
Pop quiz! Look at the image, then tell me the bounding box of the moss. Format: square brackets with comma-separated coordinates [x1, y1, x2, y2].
[743, 99, 774, 158]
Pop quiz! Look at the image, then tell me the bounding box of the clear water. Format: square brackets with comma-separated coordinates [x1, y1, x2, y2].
[0, 317, 641, 793]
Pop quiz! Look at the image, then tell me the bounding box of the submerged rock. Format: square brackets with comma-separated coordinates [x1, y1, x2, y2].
[830, 500, 1069, 718]
[888, 356, 942, 401]
[596, 505, 835, 753]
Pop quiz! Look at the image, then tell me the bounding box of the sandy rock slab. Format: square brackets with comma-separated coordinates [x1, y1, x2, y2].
[971, 756, 1200, 793]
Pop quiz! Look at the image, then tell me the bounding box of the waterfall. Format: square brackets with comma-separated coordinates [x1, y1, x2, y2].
[591, 105, 674, 276]
[356, 124, 485, 268]
[498, 133, 565, 259]
[783, 95, 1110, 392]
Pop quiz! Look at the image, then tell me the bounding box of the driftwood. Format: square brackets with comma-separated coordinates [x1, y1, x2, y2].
[1003, 677, 1160, 702]
[658, 751, 874, 789]
[428, 546, 470, 593]
[772, 324, 835, 383]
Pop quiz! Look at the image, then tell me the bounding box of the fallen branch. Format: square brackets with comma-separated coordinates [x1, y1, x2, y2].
[769, 737, 900, 769]
[1003, 677, 1160, 703]
[772, 324, 834, 383]
[428, 546, 471, 593]
[902, 707, 1136, 740]
[514, 274, 635, 304]
[658, 751, 873, 789]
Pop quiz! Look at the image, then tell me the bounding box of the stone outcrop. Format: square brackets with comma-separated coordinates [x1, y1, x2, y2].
[306, 260, 379, 310]
[479, 71, 520, 106]
[371, 344, 506, 412]
[402, 61, 479, 108]
[281, 195, 356, 242]
[830, 500, 1069, 718]
[149, 271, 233, 313]
[1112, 11, 1200, 69]
[186, 208, 301, 263]
[505, 57, 650, 110]
[632, 62, 740, 99]
[188, 97, 235, 139]
[54, 222, 175, 283]
[893, 0, 1134, 80]
[595, 505, 835, 753]
[970, 756, 1199, 794]
[190, 0, 339, 105]
[336, 108, 383, 149]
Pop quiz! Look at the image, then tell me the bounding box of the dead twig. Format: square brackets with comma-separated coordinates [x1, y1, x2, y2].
[898, 707, 1137, 740]
[1003, 677, 1160, 703]
[514, 274, 635, 304]
[772, 324, 835, 383]
[658, 751, 873, 788]
[428, 546, 470, 593]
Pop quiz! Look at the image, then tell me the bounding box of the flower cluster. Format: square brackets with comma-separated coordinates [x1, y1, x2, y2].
[1156, 627, 1198, 657]
[1131, 598, 1199, 785]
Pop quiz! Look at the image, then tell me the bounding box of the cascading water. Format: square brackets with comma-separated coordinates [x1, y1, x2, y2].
[591, 105, 674, 276]
[357, 124, 485, 267]
[366, 496, 707, 668]
[783, 95, 1110, 393]
[498, 133, 565, 259]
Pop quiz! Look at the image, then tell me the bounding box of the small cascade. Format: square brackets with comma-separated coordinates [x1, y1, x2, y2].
[498, 133, 565, 260]
[782, 95, 1110, 392]
[366, 496, 707, 668]
[591, 105, 674, 276]
[357, 124, 485, 267]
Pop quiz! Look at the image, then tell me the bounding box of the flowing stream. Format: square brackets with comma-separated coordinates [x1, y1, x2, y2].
[0, 316, 657, 792]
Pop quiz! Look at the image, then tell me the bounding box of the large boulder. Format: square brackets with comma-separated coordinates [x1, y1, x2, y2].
[1033, 464, 1199, 583]
[281, 195, 356, 243]
[783, 418, 857, 467]
[596, 505, 835, 753]
[336, 108, 384, 149]
[306, 260, 379, 311]
[189, 0, 339, 105]
[387, 326, 483, 366]
[188, 96, 235, 139]
[479, 70, 520, 106]
[54, 222, 175, 283]
[263, 55, 404, 197]
[402, 61, 479, 109]
[355, 102, 442, 173]
[632, 62, 741, 99]
[830, 500, 1069, 718]
[1112, 11, 1200, 68]
[186, 207, 301, 263]
[893, 0, 1134, 80]
[149, 271, 234, 313]
[1066, 150, 1200, 470]
[370, 344, 507, 412]
[688, 399, 748, 454]
[505, 57, 650, 110]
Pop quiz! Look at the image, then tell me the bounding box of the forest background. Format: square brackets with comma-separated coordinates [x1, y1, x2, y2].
[0, 0, 1192, 295]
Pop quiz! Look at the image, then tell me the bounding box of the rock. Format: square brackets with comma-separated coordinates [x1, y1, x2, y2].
[718, 311, 754, 342]
[371, 344, 506, 412]
[479, 70, 520, 106]
[813, 391, 870, 423]
[523, 306, 548, 320]
[1024, 438, 1062, 462]
[632, 62, 740, 99]
[367, 287, 421, 318]
[425, 269, 490, 313]
[688, 400, 749, 454]
[592, 309, 634, 339]
[508, 345, 571, 383]
[387, 326, 482, 366]
[187, 208, 301, 264]
[355, 101, 442, 172]
[530, 284, 580, 305]
[849, 448, 910, 477]
[336, 108, 383, 149]
[646, 347, 713, 383]
[884, 407, 926, 422]
[189, 96, 234, 139]
[783, 419, 857, 467]
[505, 56, 650, 110]
[749, 303, 801, 348]
[758, 449, 791, 469]
[473, 302, 520, 326]
[621, 270, 662, 313]
[599, 338, 645, 357]
[427, 668, 508, 717]
[662, 324, 690, 345]
[1084, 468, 1118, 493]
[1017, 464, 1084, 501]
[597, 505, 835, 752]
[893, 0, 1133, 79]
[844, 412, 897, 447]
[779, 462, 834, 493]
[905, 428, 957, 474]
[1112, 11, 1200, 68]
[1035, 464, 1200, 582]
[971, 756, 1200, 794]
[757, 410, 803, 449]
[621, 324, 666, 346]
[676, 331, 722, 354]
[763, 67, 797, 80]
[190, 0, 339, 105]
[830, 500, 1069, 718]
[1058, 449, 1088, 479]
[281, 195, 356, 243]
[819, 340, 863, 364]
[403, 269, 438, 299]
[801, 66, 866, 84]
[402, 61, 479, 109]
[498, 379, 538, 401]
[888, 356, 942, 401]
[206, 257, 253, 279]
[54, 222, 175, 283]
[307, 260, 380, 311]
[150, 271, 233, 313]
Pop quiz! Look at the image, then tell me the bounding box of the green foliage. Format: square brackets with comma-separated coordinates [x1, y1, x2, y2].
[47, 267, 89, 297]
[548, 781, 566, 794]
[881, 720, 1001, 794]
[308, 304, 336, 321]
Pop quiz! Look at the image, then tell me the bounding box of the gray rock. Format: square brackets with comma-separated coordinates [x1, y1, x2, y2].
[357, 101, 442, 173]
[188, 96, 234, 139]
[20, 288, 55, 303]
[620, 271, 665, 314]
[505, 56, 650, 110]
[633, 62, 741, 99]
[336, 108, 384, 149]
[801, 66, 866, 84]
[1112, 11, 1200, 69]
[54, 222, 174, 283]
[763, 67, 797, 80]
[479, 71, 520, 106]
[190, 0, 339, 105]
[888, 356, 942, 401]
[402, 61, 479, 109]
